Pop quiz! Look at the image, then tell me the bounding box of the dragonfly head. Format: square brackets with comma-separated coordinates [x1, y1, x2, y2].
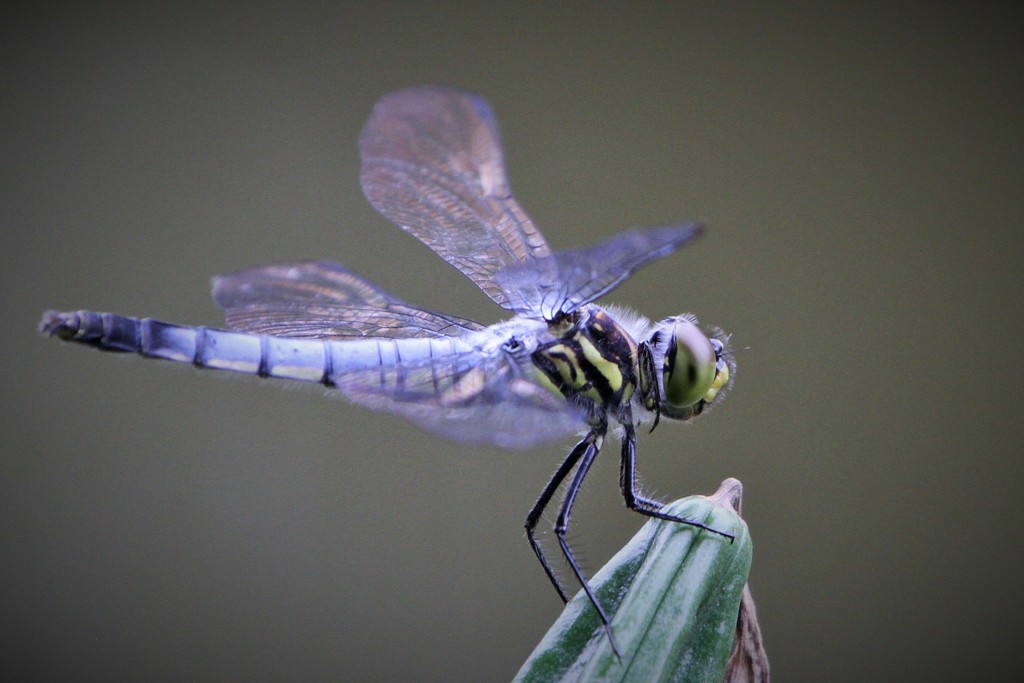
[649, 315, 734, 422]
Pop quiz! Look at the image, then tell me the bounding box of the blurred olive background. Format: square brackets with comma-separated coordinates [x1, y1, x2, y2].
[3, 3, 1021, 681]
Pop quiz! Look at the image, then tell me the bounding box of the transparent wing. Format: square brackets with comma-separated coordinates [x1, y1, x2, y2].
[359, 85, 554, 310]
[212, 260, 484, 339]
[334, 346, 586, 449]
[494, 223, 706, 319]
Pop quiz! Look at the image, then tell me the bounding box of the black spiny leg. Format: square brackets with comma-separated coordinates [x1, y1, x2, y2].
[526, 426, 621, 655]
[525, 434, 593, 603]
[618, 413, 735, 541]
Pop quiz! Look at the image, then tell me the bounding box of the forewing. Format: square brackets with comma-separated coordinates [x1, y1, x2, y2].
[494, 223, 706, 319]
[212, 260, 484, 339]
[334, 350, 585, 449]
[359, 85, 553, 309]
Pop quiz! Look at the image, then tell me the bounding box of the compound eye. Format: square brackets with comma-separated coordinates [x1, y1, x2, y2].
[663, 320, 718, 408]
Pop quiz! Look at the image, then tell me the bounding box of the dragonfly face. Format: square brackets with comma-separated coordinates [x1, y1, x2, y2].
[40, 85, 736, 655]
[649, 315, 733, 422]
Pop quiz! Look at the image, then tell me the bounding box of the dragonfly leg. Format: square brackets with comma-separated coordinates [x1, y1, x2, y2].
[618, 418, 735, 541]
[551, 429, 622, 654]
[524, 434, 593, 603]
[525, 427, 621, 654]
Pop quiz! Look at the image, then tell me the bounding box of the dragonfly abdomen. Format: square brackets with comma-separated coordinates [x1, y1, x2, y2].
[40, 310, 475, 390]
[40, 310, 336, 384]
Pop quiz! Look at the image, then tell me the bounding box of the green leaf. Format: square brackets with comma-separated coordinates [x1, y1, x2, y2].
[515, 479, 754, 683]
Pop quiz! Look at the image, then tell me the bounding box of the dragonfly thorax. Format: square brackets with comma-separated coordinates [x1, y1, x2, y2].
[531, 307, 641, 415]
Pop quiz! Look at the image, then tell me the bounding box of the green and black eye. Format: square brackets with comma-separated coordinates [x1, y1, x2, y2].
[656, 318, 731, 420]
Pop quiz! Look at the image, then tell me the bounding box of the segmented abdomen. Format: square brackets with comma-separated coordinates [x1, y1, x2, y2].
[40, 310, 471, 387]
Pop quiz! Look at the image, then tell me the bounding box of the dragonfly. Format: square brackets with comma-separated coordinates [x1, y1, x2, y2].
[40, 85, 735, 652]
